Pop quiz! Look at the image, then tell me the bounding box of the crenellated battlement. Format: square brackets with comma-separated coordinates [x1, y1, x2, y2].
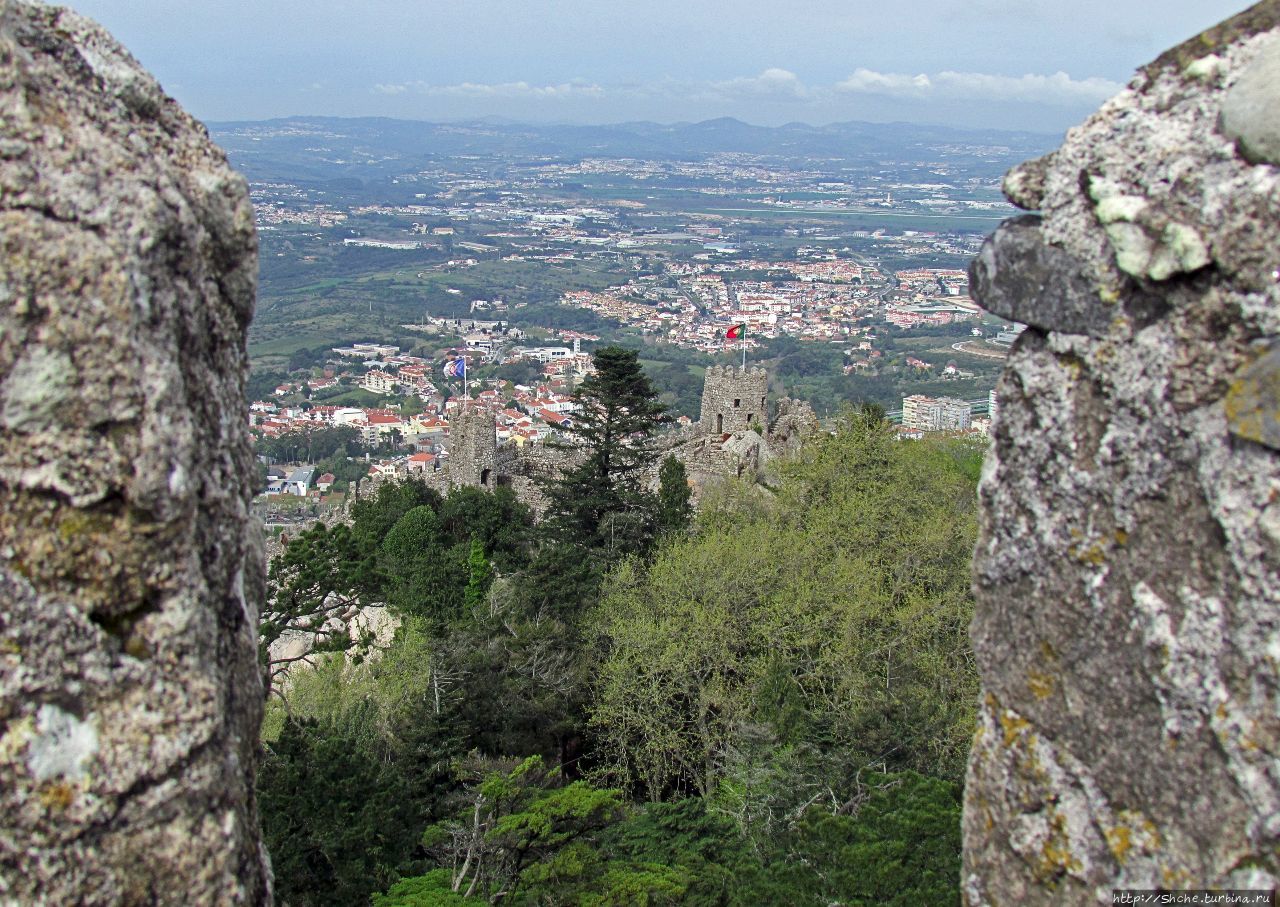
[698, 365, 769, 436]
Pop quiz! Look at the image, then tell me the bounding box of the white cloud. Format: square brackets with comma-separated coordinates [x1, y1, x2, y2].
[705, 67, 809, 101]
[835, 68, 1121, 105]
[837, 69, 932, 97]
[370, 67, 1120, 115]
[373, 79, 604, 100]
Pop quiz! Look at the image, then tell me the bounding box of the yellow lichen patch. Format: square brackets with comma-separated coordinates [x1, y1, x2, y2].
[1107, 812, 1162, 865]
[0, 715, 34, 761]
[38, 781, 75, 811]
[1069, 541, 1108, 566]
[0, 638, 19, 655]
[1037, 811, 1085, 881]
[1056, 353, 1085, 377]
[999, 709, 1033, 748]
[1027, 669, 1056, 700]
[1161, 866, 1193, 889]
[0, 492, 165, 621]
[1143, 824, 1161, 853]
[1224, 343, 1280, 451]
[124, 634, 152, 660]
[1039, 640, 1060, 662]
[1224, 377, 1265, 442]
[972, 723, 987, 748]
[1067, 526, 1128, 566]
[1106, 826, 1133, 863]
[57, 511, 114, 542]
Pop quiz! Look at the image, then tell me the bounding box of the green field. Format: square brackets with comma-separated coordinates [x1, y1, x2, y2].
[703, 206, 1007, 233]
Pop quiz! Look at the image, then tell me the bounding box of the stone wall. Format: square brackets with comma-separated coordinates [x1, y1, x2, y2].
[0, 3, 270, 903]
[698, 365, 769, 436]
[443, 406, 500, 489]
[965, 2, 1280, 902]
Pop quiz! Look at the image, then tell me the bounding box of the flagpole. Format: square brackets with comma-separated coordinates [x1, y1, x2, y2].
[741, 328, 746, 371]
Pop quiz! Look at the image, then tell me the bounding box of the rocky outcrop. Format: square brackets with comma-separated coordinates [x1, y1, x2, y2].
[966, 2, 1280, 902]
[0, 2, 270, 903]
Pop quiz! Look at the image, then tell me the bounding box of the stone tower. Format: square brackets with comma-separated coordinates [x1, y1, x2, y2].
[699, 365, 768, 436]
[446, 407, 499, 488]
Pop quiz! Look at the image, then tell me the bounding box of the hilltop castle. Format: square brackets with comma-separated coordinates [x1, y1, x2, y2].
[341, 363, 821, 515]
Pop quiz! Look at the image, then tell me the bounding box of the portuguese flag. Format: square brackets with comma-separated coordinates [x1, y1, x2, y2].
[725, 323, 746, 341]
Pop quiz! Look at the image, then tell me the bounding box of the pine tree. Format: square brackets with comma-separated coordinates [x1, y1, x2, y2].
[541, 346, 669, 553]
[464, 535, 492, 611]
[655, 455, 692, 538]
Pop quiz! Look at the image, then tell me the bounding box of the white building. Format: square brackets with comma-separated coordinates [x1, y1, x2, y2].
[361, 370, 398, 395]
[902, 394, 972, 432]
[512, 346, 573, 363]
[284, 466, 316, 496]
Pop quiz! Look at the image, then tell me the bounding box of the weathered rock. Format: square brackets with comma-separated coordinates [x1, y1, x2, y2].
[966, 2, 1280, 904]
[1002, 154, 1052, 211]
[1225, 339, 1280, 450]
[1219, 34, 1280, 166]
[969, 215, 1117, 337]
[0, 2, 270, 903]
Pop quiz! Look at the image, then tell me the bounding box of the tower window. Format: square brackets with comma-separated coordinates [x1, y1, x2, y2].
[733, 398, 740, 408]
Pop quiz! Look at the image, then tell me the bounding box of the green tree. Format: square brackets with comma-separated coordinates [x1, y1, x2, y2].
[259, 717, 429, 907]
[759, 772, 963, 906]
[380, 505, 468, 626]
[589, 413, 981, 800]
[654, 455, 692, 538]
[541, 346, 669, 555]
[261, 523, 380, 693]
[463, 535, 492, 612]
[384, 757, 687, 906]
[437, 485, 534, 573]
[259, 624, 463, 906]
[351, 477, 444, 548]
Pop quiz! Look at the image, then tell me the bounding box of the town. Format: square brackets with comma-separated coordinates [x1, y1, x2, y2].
[225, 118, 1040, 520]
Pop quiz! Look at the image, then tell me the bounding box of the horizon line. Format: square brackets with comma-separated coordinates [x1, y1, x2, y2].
[205, 111, 1065, 139]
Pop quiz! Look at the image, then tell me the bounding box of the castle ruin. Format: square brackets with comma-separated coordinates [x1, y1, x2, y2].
[9, 1, 1279, 903]
[698, 365, 769, 436]
[362, 363, 821, 511]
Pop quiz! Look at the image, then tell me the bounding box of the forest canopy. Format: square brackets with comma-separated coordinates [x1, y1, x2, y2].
[258, 393, 981, 906]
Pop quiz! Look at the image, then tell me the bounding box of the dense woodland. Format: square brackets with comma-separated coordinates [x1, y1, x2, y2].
[259, 347, 981, 906]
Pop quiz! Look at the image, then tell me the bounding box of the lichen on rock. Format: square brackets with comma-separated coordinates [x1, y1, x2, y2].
[0, 2, 270, 903]
[966, 1, 1280, 903]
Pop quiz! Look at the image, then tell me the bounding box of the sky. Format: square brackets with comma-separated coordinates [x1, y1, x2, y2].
[66, 0, 1253, 134]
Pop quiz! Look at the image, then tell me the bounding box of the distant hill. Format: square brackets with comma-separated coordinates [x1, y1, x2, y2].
[209, 115, 1057, 183]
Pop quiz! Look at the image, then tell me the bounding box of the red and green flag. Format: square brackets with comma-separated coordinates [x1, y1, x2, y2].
[725, 323, 746, 341]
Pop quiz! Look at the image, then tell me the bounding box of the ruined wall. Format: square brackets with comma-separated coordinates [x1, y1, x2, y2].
[966, 2, 1280, 902]
[0, 3, 270, 903]
[767, 397, 820, 455]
